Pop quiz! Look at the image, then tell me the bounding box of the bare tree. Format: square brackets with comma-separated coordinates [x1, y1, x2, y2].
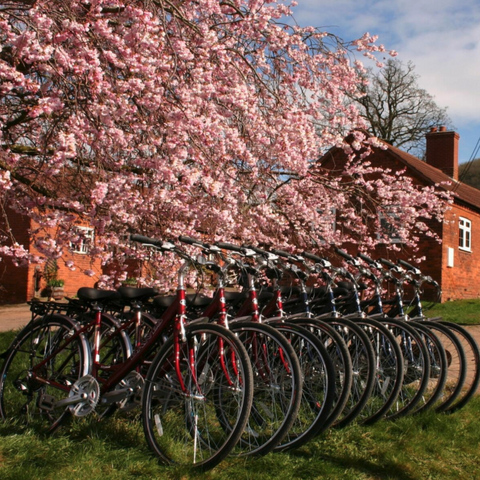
[353, 59, 453, 158]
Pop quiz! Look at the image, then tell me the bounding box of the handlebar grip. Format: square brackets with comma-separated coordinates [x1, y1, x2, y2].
[178, 235, 207, 248]
[335, 247, 354, 262]
[130, 234, 163, 247]
[302, 251, 323, 263]
[242, 244, 269, 255]
[426, 276, 440, 288]
[215, 241, 244, 253]
[379, 258, 397, 269]
[398, 259, 418, 272]
[358, 252, 375, 265]
[271, 248, 293, 259]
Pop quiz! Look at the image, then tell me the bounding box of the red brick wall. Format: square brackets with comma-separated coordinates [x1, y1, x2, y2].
[28, 218, 103, 299]
[0, 210, 103, 304]
[440, 205, 480, 301]
[0, 208, 32, 303]
[321, 146, 480, 302]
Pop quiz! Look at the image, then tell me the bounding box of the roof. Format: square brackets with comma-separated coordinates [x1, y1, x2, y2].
[386, 144, 480, 212]
[320, 142, 480, 213]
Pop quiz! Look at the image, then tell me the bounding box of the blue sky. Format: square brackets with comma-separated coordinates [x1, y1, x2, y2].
[290, 0, 480, 163]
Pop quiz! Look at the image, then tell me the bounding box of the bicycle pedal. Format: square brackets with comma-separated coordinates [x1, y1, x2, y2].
[37, 393, 56, 411]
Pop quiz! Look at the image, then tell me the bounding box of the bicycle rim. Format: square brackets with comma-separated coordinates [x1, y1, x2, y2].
[439, 322, 480, 412]
[0, 315, 91, 432]
[409, 322, 448, 413]
[420, 321, 467, 412]
[353, 318, 404, 425]
[288, 317, 353, 429]
[326, 318, 376, 428]
[267, 321, 335, 451]
[229, 321, 302, 456]
[382, 319, 430, 420]
[142, 323, 253, 470]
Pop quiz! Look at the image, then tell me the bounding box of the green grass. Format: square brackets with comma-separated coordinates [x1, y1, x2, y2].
[1, 396, 480, 480]
[423, 298, 480, 325]
[1, 300, 480, 480]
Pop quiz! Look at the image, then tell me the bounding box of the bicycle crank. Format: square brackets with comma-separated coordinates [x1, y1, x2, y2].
[67, 375, 100, 417]
[115, 371, 145, 412]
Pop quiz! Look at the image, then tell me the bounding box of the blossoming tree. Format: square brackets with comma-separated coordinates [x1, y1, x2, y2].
[0, 0, 448, 285]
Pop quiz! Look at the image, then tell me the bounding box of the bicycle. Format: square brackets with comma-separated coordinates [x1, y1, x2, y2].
[0, 235, 254, 470]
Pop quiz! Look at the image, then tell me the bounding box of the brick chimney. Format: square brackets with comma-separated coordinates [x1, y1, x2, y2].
[425, 126, 459, 180]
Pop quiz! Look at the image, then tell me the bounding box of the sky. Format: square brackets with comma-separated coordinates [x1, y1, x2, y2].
[290, 0, 480, 164]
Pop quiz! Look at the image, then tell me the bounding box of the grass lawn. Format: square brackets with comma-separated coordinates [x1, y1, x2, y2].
[0, 397, 479, 480]
[426, 298, 480, 325]
[0, 296, 479, 480]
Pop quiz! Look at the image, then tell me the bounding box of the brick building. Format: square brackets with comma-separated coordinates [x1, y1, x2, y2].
[319, 127, 480, 302]
[2, 128, 479, 304]
[0, 209, 102, 304]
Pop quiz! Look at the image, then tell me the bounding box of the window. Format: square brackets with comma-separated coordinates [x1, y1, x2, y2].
[459, 217, 471, 251]
[71, 226, 94, 254]
[378, 207, 403, 244]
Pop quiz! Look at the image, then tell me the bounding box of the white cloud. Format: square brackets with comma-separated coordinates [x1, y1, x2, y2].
[291, 0, 480, 123]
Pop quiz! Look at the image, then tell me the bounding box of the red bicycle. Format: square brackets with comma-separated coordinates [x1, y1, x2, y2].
[0, 235, 254, 470]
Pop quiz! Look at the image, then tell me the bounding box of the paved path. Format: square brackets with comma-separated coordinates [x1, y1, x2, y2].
[0, 303, 32, 332]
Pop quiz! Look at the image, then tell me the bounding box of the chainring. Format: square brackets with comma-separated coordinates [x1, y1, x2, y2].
[68, 375, 100, 417]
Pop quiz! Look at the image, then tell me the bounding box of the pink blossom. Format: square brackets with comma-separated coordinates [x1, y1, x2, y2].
[0, 0, 449, 284]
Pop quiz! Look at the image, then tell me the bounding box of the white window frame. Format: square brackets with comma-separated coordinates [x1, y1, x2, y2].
[459, 217, 472, 252]
[71, 226, 94, 254]
[378, 206, 403, 244]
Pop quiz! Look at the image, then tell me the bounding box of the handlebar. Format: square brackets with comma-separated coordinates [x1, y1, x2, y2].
[335, 247, 355, 262]
[379, 258, 397, 270]
[130, 234, 163, 247]
[215, 241, 245, 253]
[302, 251, 322, 263]
[271, 248, 293, 259]
[242, 244, 268, 256]
[130, 234, 175, 252]
[398, 259, 421, 275]
[178, 235, 208, 247]
[358, 252, 375, 265]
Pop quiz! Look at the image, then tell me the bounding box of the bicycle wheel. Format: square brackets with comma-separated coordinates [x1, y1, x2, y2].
[0, 315, 91, 432]
[353, 318, 404, 425]
[439, 322, 480, 412]
[266, 321, 336, 451]
[326, 318, 376, 428]
[287, 317, 353, 429]
[381, 319, 430, 420]
[420, 321, 467, 412]
[409, 322, 448, 413]
[229, 321, 302, 456]
[142, 323, 253, 470]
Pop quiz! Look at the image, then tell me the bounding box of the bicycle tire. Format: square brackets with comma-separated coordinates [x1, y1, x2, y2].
[142, 323, 253, 470]
[325, 317, 376, 428]
[266, 320, 336, 451]
[0, 314, 91, 432]
[229, 321, 303, 457]
[438, 322, 480, 412]
[408, 322, 448, 413]
[420, 320, 467, 412]
[286, 316, 354, 429]
[353, 318, 404, 424]
[381, 319, 430, 420]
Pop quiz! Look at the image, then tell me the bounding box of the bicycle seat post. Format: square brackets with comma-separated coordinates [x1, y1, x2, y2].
[92, 301, 103, 367]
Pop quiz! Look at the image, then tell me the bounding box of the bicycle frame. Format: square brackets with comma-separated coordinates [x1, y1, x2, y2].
[28, 253, 221, 407]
